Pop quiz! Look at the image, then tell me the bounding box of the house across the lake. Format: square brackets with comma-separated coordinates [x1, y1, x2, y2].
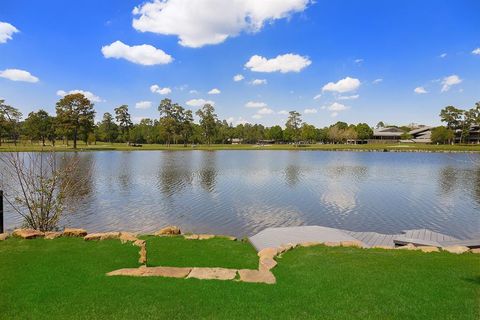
[455, 125, 480, 144]
[372, 127, 404, 141]
[372, 126, 433, 143]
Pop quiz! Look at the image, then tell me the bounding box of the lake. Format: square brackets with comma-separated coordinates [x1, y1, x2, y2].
[2, 151, 479, 239]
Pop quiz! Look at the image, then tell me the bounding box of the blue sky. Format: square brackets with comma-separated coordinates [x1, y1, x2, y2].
[1, 0, 479, 127]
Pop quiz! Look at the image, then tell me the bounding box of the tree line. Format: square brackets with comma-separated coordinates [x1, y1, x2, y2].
[1, 94, 478, 148]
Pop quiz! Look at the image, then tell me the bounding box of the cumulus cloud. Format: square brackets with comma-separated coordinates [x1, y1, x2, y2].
[277, 110, 289, 115]
[233, 74, 244, 82]
[186, 98, 215, 107]
[101, 40, 173, 65]
[150, 84, 172, 95]
[135, 101, 152, 109]
[257, 107, 274, 115]
[313, 94, 322, 100]
[327, 102, 349, 112]
[304, 108, 317, 114]
[322, 77, 360, 93]
[208, 88, 221, 94]
[441, 75, 462, 92]
[354, 58, 363, 64]
[0, 69, 39, 83]
[132, 0, 311, 48]
[251, 79, 267, 85]
[0, 22, 19, 44]
[440, 53, 447, 58]
[57, 89, 102, 102]
[245, 53, 311, 73]
[337, 94, 359, 100]
[245, 101, 267, 108]
[372, 78, 383, 84]
[472, 48, 480, 55]
[414, 86, 427, 94]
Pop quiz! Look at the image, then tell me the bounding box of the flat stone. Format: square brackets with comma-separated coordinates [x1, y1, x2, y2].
[44, 232, 62, 240]
[107, 268, 144, 277]
[395, 244, 419, 251]
[100, 232, 120, 240]
[133, 239, 145, 247]
[471, 248, 480, 254]
[184, 234, 199, 240]
[324, 241, 341, 247]
[63, 228, 87, 237]
[119, 232, 138, 243]
[84, 233, 103, 241]
[258, 247, 279, 259]
[198, 234, 215, 240]
[278, 243, 296, 253]
[187, 268, 237, 281]
[218, 235, 237, 241]
[13, 229, 44, 239]
[341, 240, 364, 248]
[417, 246, 440, 253]
[259, 257, 277, 271]
[443, 245, 470, 254]
[139, 244, 147, 264]
[155, 226, 181, 236]
[299, 241, 322, 247]
[142, 267, 191, 278]
[238, 269, 276, 284]
[372, 245, 394, 250]
[0, 233, 9, 241]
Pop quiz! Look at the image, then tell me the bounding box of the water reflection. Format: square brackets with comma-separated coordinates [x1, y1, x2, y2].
[199, 152, 217, 193]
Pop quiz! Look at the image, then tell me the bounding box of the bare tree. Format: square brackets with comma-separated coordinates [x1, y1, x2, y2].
[0, 151, 90, 231]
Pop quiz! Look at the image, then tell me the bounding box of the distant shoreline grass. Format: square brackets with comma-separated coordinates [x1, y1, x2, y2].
[1, 141, 480, 153]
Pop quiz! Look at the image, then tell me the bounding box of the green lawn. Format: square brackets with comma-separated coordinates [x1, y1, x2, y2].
[1, 141, 480, 153]
[0, 237, 478, 319]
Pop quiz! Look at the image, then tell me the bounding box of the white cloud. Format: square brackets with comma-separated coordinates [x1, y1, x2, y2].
[472, 48, 480, 55]
[277, 110, 289, 115]
[101, 40, 173, 66]
[251, 79, 267, 85]
[186, 98, 215, 107]
[337, 94, 359, 100]
[0, 22, 19, 44]
[132, 0, 311, 48]
[257, 107, 274, 115]
[313, 94, 322, 100]
[226, 117, 235, 124]
[57, 89, 102, 102]
[245, 101, 267, 108]
[441, 75, 462, 92]
[322, 77, 360, 93]
[233, 74, 244, 82]
[208, 88, 221, 94]
[252, 114, 263, 119]
[235, 117, 250, 125]
[189, 90, 198, 94]
[354, 58, 363, 64]
[414, 86, 427, 94]
[327, 102, 349, 112]
[304, 108, 317, 114]
[150, 84, 172, 95]
[372, 78, 383, 84]
[0, 69, 39, 83]
[135, 101, 152, 109]
[245, 53, 311, 73]
[440, 53, 447, 58]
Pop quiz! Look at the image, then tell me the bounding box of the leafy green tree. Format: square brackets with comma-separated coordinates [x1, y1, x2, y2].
[376, 121, 385, 129]
[285, 111, 302, 145]
[440, 106, 463, 130]
[23, 109, 55, 146]
[56, 93, 95, 149]
[180, 109, 194, 146]
[266, 125, 283, 141]
[0, 100, 23, 146]
[114, 105, 133, 144]
[300, 123, 317, 143]
[196, 104, 218, 145]
[158, 99, 178, 145]
[431, 126, 455, 144]
[355, 123, 373, 140]
[97, 112, 118, 143]
[400, 132, 413, 140]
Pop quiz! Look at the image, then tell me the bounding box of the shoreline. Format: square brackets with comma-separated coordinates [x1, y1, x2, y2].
[1, 143, 480, 153]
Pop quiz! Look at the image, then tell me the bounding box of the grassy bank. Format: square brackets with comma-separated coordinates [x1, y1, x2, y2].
[1, 141, 480, 153]
[0, 236, 478, 319]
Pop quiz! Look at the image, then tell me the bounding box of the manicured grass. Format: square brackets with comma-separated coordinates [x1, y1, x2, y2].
[143, 236, 258, 269]
[1, 141, 479, 153]
[0, 237, 478, 319]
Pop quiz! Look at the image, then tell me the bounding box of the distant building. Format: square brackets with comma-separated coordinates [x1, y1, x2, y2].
[230, 138, 243, 144]
[373, 126, 433, 143]
[373, 127, 404, 140]
[455, 125, 480, 144]
[409, 126, 432, 143]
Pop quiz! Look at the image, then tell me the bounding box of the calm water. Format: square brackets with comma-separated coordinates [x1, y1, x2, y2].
[2, 151, 479, 239]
